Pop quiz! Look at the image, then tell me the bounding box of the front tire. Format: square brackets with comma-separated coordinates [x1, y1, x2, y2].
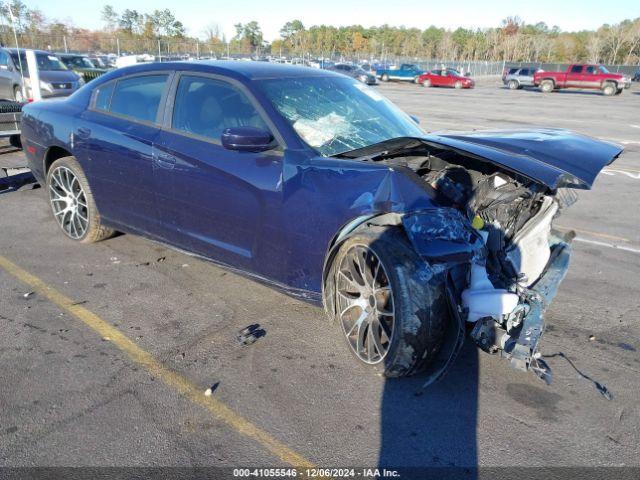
[46, 156, 114, 243]
[602, 82, 616, 96]
[508, 79, 519, 90]
[454, 81, 462, 89]
[328, 228, 449, 377]
[381, 74, 389, 82]
[422, 79, 431, 88]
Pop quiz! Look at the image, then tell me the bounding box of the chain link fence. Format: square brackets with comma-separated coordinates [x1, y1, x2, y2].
[2, 31, 638, 76]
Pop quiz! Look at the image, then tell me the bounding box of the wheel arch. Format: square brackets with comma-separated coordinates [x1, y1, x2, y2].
[321, 208, 483, 316]
[43, 145, 73, 175]
[321, 213, 403, 317]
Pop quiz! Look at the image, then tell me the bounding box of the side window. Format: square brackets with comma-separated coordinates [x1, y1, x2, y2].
[93, 82, 115, 111]
[570, 65, 583, 74]
[0, 51, 7, 67]
[586, 66, 597, 75]
[171, 75, 269, 142]
[109, 74, 168, 123]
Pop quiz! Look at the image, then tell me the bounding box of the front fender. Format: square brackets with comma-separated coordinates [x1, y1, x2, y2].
[321, 208, 483, 316]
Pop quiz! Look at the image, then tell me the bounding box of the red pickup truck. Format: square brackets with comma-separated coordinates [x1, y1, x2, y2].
[534, 64, 631, 96]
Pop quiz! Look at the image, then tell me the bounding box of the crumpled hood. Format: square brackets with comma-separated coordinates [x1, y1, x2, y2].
[426, 128, 623, 190]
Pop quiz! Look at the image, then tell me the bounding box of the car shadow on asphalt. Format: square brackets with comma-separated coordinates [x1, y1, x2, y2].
[378, 342, 478, 479]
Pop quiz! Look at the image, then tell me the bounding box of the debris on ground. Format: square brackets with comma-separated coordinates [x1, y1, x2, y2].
[156, 256, 166, 263]
[589, 335, 596, 341]
[23, 291, 34, 299]
[236, 324, 266, 346]
[204, 382, 220, 397]
[543, 351, 613, 401]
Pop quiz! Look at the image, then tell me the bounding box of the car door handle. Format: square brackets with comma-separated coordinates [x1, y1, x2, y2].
[152, 148, 176, 170]
[76, 127, 91, 139]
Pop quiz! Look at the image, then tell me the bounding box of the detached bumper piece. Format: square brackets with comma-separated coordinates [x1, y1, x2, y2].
[471, 233, 572, 380]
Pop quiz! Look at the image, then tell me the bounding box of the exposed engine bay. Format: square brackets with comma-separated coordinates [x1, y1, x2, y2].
[380, 144, 573, 381]
[385, 147, 561, 289]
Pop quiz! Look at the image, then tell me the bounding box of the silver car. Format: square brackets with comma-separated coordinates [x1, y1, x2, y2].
[503, 67, 538, 90]
[0, 48, 25, 101]
[6, 49, 83, 99]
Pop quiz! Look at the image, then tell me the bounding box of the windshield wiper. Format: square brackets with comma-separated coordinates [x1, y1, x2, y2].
[333, 137, 426, 161]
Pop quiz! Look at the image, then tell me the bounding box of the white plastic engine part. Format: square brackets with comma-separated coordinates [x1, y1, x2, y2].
[506, 196, 558, 286]
[461, 230, 520, 323]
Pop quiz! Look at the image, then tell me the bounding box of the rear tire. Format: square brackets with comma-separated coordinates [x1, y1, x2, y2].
[540, 79, 554, 93]
[602, 82, 616, 96]
[422, 79, 431, 88]
[454, 81, 462, 89]
[327, 228, 449, 377]
[46, 156, 114, 243]
[508, 79, 519, 90]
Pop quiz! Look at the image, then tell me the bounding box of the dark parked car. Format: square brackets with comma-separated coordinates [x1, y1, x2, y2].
[21, 62, 622, 379]
[326, 63, 376, 84]
[7, 48, 83, 98]
[503, 67, 538, 89]
[633, 69, 640, 82]
[57, 53, 108, 83]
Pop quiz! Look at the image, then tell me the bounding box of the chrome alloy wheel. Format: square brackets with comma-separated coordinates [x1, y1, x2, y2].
[48, 166, 89, 239]
[336, 245, 395, 364]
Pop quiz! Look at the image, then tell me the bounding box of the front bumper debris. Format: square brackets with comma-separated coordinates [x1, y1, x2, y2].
[504, 232, 572, 372]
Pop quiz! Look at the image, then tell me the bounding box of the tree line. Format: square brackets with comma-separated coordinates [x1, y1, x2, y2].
[1, 0, 639, 65]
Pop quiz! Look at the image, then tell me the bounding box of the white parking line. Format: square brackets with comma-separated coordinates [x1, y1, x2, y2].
[601, 169, 640, 180]
[574, 237, 640, 255]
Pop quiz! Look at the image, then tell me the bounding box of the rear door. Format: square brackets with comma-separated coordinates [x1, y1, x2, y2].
[77, 73, 171, 233]
[153, 73, 284, 271]
[566, 65, 584, 87]
[430, 70, 444, 86]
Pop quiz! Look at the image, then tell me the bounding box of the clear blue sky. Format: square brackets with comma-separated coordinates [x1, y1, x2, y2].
[28, 0, 639, 41]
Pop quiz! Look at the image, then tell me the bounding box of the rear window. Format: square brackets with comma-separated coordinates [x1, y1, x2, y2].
[108, 75, 168, 123]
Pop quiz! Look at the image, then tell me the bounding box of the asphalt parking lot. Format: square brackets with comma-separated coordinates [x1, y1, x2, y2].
[1, 79, 639, 473]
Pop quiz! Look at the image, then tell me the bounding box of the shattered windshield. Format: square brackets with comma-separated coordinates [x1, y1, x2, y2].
[258, 76, 424, 156]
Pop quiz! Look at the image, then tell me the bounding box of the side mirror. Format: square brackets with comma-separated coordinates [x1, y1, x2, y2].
[221, 127, 274, 152]
[410, 115, 420, 125]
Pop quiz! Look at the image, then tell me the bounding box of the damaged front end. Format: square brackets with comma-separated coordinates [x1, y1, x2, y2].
[400, 207, 573, 383]
[338, 131, 623, 383]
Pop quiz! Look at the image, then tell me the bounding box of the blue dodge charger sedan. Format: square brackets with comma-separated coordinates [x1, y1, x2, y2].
[20, 61, 622, 380]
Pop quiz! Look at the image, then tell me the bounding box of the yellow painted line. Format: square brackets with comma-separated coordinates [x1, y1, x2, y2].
[556, 226, 632, 243]
[0, 254, 314, 469]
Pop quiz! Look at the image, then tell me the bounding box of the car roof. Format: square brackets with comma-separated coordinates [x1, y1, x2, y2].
[113, 60, 340, 81]
[5, 48, 55, 55]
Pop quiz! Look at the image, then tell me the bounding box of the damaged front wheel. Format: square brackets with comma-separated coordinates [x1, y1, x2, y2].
[330, 228, 449, 377]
